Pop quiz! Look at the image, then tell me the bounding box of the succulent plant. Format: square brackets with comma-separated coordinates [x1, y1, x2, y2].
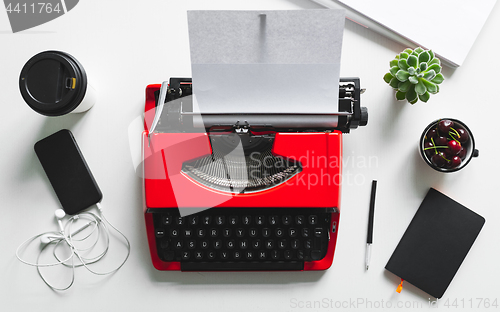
[383, 47, 444, 104]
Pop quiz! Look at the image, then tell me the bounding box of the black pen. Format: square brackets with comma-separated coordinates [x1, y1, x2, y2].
[366, 180, 377, 270]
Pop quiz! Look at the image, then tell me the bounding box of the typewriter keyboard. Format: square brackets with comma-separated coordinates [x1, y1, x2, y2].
[151, 208, 333, 271]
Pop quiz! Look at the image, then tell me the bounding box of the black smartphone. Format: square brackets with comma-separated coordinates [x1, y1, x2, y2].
[34, 129, 102, 215]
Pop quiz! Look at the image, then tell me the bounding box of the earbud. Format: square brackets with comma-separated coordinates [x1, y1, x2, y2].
[55, 209, 66, 233]
[39, 210, 67, 244]
[40, 234, 63, 244]
[55, 209, 66, 219]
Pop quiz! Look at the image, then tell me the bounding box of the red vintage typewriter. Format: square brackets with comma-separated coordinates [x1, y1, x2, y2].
[142, 77, 367, 271]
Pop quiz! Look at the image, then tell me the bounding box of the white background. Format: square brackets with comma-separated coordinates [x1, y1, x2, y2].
[1, 0, 499, 311]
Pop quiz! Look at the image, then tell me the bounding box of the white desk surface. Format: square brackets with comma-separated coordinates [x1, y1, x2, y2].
[1, 0, 499, 311]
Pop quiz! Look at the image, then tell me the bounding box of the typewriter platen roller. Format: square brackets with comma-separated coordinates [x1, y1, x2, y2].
[153, 77, 367, 133]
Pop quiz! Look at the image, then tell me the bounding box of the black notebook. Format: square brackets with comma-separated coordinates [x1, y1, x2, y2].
[385, 188, 485, 298]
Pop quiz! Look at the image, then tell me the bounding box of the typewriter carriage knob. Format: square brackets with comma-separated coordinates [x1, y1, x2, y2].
[360, 107, 368, 127]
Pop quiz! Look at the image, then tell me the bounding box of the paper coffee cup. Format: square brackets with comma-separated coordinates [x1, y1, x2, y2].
[19, 50, 96, 116]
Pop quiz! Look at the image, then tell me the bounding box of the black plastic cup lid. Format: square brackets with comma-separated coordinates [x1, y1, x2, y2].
[19, 51, 88, 116]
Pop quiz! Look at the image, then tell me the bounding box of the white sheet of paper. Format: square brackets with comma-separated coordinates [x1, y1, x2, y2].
[312, 0, 496, 67]
[187, 10, 345, 114]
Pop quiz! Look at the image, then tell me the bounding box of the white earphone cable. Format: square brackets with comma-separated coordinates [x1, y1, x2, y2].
[16, 203, 130, 290]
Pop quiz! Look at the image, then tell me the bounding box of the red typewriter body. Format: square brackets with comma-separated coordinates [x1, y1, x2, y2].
[142, 78, 367, 271]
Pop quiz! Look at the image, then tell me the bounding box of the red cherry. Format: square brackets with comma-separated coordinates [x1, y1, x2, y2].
[424, 141, 435, 158]
[426, 128, 437, 140]
[443, 148, 455, 159]
[435, 136, 448, 146]
[438, 120, 454, 134]
[449, 156, 462, 169]
[458, 147, 467, 159]
[456, 128, 469, 143]
[431, 152, 447, 168]
[447, 140, 461, 155]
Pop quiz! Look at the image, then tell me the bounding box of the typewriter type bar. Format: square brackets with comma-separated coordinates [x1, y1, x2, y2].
[181, 135, 302, 194]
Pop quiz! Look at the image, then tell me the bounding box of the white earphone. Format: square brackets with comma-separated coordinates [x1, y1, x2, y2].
[40, 234, 63, 244]
[55, 209, 66, 230]
[39, 209, 67, 245]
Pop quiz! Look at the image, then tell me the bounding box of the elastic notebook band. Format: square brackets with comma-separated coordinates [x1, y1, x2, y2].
[396, 279, 404, 293]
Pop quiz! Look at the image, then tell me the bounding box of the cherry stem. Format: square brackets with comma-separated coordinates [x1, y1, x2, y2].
[430, 137, 438, 154]
[449, 132, 461, 144]
[450, 127, 460, 138]
[424, 146, 448, 150]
